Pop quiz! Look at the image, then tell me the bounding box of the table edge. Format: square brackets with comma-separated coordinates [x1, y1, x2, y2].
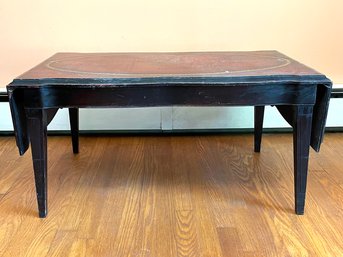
[7, 74, 332, 88]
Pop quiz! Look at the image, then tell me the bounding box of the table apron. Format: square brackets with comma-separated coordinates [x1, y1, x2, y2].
[20, 84, 317, 108]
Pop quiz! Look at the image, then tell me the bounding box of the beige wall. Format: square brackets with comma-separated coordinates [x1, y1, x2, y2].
[1, 0, 342, 86]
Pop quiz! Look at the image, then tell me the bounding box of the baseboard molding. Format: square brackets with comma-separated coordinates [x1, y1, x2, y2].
[1, 127, 343, 137]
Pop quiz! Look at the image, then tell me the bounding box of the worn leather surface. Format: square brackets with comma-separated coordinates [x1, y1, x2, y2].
[15, 51, 323, 80]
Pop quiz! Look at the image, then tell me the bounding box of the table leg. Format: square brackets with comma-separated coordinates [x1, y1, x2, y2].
[254, 106, 265, 152]
[26, 109, 48, 218]
[68, 108, 79, 154]
[293, 105, 313, 215]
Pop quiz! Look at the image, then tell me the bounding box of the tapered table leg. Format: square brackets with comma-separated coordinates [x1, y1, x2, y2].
[26, 109, 48, 218]
[293, 105, 313, 215]
[69, 108, 79, 154]
[254, 106, 265, 152]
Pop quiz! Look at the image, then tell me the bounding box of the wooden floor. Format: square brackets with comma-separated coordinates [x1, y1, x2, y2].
[0, 133, 343, 257]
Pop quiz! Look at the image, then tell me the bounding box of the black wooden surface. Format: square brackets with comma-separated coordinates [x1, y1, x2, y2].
[26, 108, 48, 218]
[68, 108, 79, 154]
[254, 106, 265, 153]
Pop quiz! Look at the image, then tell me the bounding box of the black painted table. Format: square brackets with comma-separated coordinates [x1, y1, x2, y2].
[6, 51, 332, 218]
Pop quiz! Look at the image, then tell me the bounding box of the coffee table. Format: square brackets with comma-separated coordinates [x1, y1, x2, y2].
[6, 51, 332, 217]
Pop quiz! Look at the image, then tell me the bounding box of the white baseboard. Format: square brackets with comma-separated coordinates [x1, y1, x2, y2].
[332, 83, 343, 89]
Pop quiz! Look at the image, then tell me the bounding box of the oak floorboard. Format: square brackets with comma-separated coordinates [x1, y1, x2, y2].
[0, 134, 343, 256]
[0, 155, 37, 256]
[217, 227, 242, 256]
[0, 138, 27, 195]
[139, 137, 178, 257]
[0, 137, 82, 257]
[107, 137, 146, 257]
[45, 230, 77, 257]
[59, 137, 111, 231]
[188, 137, 226, 257]
[170, 137, 194, 211]
[88, 137, 148, 257]
[174, 210, 200, 257]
